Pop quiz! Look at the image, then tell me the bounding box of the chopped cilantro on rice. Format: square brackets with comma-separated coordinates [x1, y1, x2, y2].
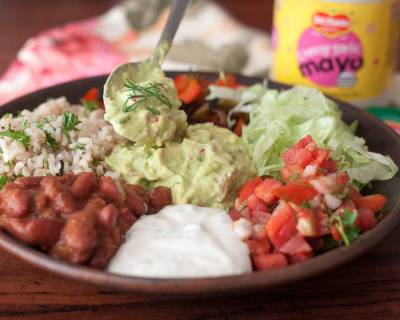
[0, 97, 124, 180]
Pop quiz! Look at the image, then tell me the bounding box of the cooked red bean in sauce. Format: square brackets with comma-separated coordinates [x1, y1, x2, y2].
[97, 204, 118, 229]
[41, 176, 78, 215]
[0, 185, 30, 218]
[148, 186, 173, 214]
[125, 185, 148, 216]
[98, 176, 121, 205]
[0, 173, 172, 268]
[71, 172, 97, 199]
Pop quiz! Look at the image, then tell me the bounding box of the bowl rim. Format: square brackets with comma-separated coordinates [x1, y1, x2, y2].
[0, 72, 399, 296]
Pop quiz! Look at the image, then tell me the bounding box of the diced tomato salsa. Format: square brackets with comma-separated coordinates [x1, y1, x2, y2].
[233, 135, 387, 271]
[213, 74, 240, 88]
[173, 73, 241, 105]
[81, 87, 104, 109]
[174, 75, 204, 104]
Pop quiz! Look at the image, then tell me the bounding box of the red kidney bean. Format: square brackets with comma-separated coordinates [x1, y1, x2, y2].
[98, 176, 120, 205]
[41, 176, 78, 215]
[0, 215, 64, 250]
[97, 204, 118, 229]
[119, 208, 137, 234]
[148, 186, 172, 213]
[71, 172, 96, 199]
[128, 184, 147, 198]
[33, 191, 48, 212]
[0, 187, 30, 218]
[89, 227, 121, 269]
[15, 176, 43, 188]
[26, 218, 65, 249]
[58, 173, 78, 186]
[38, 207, 59, 220]
[0, 174, 172, 269]
[124, 185, 148, 216]
[84, 197, 106, 213]
[52, 210, 97, 264]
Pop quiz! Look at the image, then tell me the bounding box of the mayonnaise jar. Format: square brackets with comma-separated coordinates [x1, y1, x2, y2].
[272, 0, 400, 107]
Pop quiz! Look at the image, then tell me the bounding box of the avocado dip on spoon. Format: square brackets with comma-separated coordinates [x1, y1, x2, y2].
[103, 0, 257, 209]
[103, 0, 191, 146]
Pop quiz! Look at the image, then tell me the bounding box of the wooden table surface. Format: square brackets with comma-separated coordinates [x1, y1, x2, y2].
[1, 1, 400, 319]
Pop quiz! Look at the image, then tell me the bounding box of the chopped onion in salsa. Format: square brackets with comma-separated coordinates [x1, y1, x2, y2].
[231, 135, 387, 270]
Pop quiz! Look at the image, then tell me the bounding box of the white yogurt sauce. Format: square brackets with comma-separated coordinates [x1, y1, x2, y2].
[107, 204, 252, 278]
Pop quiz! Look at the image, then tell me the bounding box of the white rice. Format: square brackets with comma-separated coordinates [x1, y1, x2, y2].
[0, 97, 124, 179]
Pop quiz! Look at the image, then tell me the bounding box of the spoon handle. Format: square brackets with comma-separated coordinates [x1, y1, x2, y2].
[150, 0, 191, 66]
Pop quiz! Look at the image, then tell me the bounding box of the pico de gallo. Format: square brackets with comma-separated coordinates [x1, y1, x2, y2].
[230, 135, 387, 270]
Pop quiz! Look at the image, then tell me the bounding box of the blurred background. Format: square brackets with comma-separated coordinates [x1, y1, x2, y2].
[0, 0, 274, 105]
[0, 0, 273, 73]
[0, 0, 398, 113]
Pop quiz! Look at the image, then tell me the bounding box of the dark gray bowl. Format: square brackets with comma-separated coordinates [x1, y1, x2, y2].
[0, 72, 399, 297]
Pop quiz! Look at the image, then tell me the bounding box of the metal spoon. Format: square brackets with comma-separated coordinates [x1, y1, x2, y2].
[104, 0, 190, 103]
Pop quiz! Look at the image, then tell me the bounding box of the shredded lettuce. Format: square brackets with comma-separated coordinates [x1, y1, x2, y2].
[207, 85, 244, 102]
[236, 85, 398, 184]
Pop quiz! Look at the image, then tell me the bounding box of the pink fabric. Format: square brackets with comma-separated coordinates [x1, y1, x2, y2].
[0, 19, 126, 105]
[0, 1, 275, 105]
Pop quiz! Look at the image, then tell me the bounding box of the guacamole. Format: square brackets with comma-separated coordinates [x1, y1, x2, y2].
[104, 65, 187, 146]
[106, 123, 257, 209]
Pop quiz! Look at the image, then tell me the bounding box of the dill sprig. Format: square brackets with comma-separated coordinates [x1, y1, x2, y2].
[122, 80, 171, 114]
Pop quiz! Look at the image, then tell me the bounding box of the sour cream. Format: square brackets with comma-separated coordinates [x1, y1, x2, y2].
[107, 204, 252, 278]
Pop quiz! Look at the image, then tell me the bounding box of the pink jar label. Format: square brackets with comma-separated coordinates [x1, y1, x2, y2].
[297, 12, 364, 88]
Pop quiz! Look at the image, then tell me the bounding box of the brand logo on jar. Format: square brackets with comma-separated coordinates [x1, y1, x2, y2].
[312, 12, 350, 36]
[297, 14, 363, 88]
